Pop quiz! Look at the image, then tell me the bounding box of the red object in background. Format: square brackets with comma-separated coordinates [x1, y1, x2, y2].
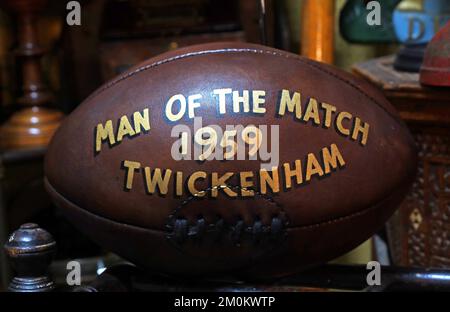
[420, 21, 450, 87]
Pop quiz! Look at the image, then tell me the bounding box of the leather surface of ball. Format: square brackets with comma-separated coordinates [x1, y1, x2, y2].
[44, 42, 417, 278]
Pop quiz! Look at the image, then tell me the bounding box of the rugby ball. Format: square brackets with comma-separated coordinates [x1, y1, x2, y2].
[44, 42, 416, 278]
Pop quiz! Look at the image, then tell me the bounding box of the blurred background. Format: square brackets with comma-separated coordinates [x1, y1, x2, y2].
[0, 0, 400, 116]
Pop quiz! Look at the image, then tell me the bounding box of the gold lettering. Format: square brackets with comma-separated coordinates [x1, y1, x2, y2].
[352, 117, 370, 146]
[303, 98, 320, 125]
[165, 94, 186, 122]
[240, 171, 254, 197]
[213, 88, 232, 114]
[321, 103, 337, 128]
[187, 171, 207, 197]
[232, 90, 250, 113]
[175, 171, 183, 196]
[278, 89, 301, 119]
[336, 111, 353, 136]
[133, 108, 151, 134]
[211, 172, 237, 197]
[306, 153, 324, 181]
[252, 90, 266, 114]
[143, 167, 172, 195]
[283, 160, 302, 189]
[260, 168, 280, 194]
[188, 94, 202, 118]
[122, 160, 141, 190]
[322, 144, 345, 174]
[117, 115, 135, 142]
[95, 120, 115, 152]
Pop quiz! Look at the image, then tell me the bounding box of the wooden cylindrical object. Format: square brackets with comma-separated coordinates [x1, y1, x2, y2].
[300, 0, 335, 64]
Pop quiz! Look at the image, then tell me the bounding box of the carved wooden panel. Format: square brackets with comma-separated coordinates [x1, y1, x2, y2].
[387, 129, 450, 267]
[353, 56, 450, 268]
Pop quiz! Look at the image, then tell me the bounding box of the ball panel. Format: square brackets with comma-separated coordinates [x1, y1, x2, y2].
[44, 42, 417, 277]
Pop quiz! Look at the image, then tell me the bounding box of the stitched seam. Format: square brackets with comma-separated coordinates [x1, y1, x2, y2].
[85, 47, 401, 124]
[166, 184, 288, 238]
[177, 184, 283, 210]
[164, 184, 288, 261]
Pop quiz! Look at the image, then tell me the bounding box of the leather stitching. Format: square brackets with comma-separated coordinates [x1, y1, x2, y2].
[84, 47, 402, 124]
[165, 184, 288, 245]
[45, 48, 409, 234]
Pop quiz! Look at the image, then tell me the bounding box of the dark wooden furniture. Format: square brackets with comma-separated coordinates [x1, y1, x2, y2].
[353, 56, 450, 268]
[0, 0, 62, 150]
[4, 223, 55, 292]
[0, 147, 47, 290]
[0, 146, 107, 291]
[63, 0, 276, 103]
[4, 223, 450, 292]
[99, 31, 246, 81]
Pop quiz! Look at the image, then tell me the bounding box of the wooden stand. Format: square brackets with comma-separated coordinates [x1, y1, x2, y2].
[4, 223, 55, 292]
[0, 0, 62, 150]
[4, 223, 450, 292]
[353, 56, 450, 268]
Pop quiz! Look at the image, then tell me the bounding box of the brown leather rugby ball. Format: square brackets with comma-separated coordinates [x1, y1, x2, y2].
[45, 42, 416, 278]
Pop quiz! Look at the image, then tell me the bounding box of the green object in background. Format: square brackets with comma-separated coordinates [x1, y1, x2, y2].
[340, 0, 401, 43]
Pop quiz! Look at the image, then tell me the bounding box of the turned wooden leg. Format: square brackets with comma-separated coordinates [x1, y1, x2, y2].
[0, 0, 63, 150]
